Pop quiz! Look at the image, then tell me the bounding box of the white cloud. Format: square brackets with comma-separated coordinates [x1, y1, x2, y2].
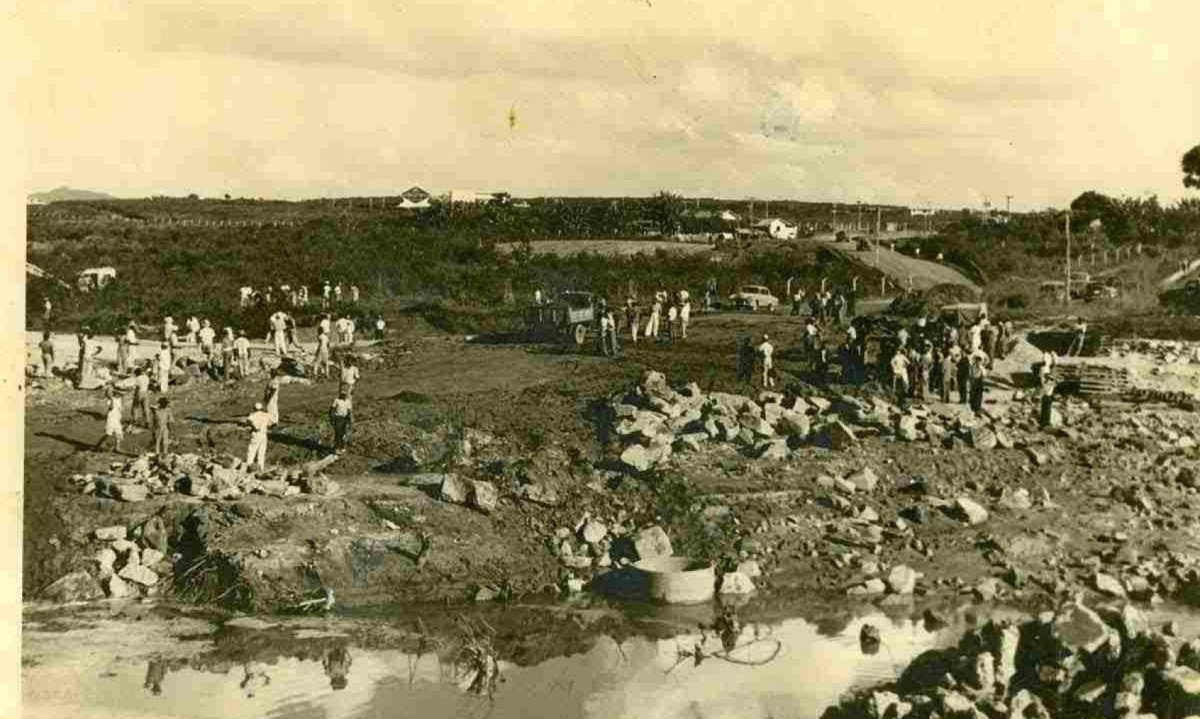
[16, 0, 1200, 207]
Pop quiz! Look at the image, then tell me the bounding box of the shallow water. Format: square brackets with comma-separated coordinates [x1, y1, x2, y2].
[22, 601, 1200, 719]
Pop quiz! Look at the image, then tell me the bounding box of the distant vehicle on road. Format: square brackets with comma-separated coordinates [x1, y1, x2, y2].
[727, 285, 779, 311]
[524, 290, 595, 346]
[939, 302, 989, 326]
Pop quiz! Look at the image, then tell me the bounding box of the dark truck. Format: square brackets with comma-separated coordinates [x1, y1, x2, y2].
[523, 291, 596, 346]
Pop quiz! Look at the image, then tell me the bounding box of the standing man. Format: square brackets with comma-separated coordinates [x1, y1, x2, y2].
[374, 316, 386, 340]
[330, 388, 354, 453]
[646, 294, 661, 342]
[666, 300, 679, 344]
[890, 348, 910, 406]
[132, 367, 152, 427]
[96, 385, 124, 453]
[334, 283, 343, 304]
[339, 356, 360, 399]
[1067, 318, 1087, 357]
[234, 330, 251, 379]
[38, 331, 55, 378]
[736, 336, 754, 383]
[152, 398, 173, 455]
[679, 293, 692, 340]
[624, 298, 641, 345]
[758, 334, 775, 388]
[350, 285, 360, 303]
[198, 319, 216, 360]
[319, 313, 332, 339]
[1039, 371, 1057, 427]
[271, 312, 288, 356]
[314, 329, 331, 379]
[245, 402, 272, 472]
[322, 281, 332, 309]
[185, 316, 201, 345]
[156, 342, 172, 394]
[263, 371, 281, 427]
[968, 351, 988, 413]
[43, 297, 53, 327]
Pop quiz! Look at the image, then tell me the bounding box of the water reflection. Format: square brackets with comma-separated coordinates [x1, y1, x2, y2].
[23, 604, 1017, 719]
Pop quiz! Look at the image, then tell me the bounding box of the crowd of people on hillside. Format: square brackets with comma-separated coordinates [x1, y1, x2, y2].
[237, 280, 361, 309]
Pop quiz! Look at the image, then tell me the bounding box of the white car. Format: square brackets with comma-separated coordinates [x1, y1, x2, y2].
[728, 285, 779, 311]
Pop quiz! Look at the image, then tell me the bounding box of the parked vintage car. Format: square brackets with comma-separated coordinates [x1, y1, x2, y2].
[727, 285, 779, 311]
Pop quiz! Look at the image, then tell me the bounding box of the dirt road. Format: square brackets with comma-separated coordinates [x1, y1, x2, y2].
[823, 240, 978, 291]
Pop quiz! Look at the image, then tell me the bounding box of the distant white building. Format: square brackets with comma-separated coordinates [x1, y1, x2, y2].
[719, 210, 740, 223]
[449, 189, 498, 204]
[397, 186, 432, 209]
[755, 218, 798, 240]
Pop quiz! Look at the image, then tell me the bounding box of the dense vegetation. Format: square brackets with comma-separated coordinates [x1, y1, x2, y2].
[26, 198, 882, 334]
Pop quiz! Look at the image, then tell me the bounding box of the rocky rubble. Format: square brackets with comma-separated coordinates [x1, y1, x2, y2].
[823, 601, 1200, 719]
[605, 371, 1055, 475]
[69, 452, 341, 502]
[40, 517, 172, 602]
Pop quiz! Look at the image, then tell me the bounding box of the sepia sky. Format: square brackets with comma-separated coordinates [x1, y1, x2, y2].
[13, 0, 1200, 208]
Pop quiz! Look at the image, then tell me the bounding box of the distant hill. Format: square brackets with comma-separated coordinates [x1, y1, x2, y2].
[28, 186, 116, 204]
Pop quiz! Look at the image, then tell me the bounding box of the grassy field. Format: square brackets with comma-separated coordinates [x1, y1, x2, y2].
[496, 239, 714, 257]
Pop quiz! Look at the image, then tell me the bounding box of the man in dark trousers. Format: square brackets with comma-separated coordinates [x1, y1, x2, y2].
[735, 336, 755, 383]
[329, 387, 354, 453]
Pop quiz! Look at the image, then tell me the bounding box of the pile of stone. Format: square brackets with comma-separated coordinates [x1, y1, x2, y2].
[607, 371, 1029, 474]
[39, 517, 171, 602]
[1112, 339, 1200, 365]
[70, 452, 340, 503]
[822, 601, 1200, 719]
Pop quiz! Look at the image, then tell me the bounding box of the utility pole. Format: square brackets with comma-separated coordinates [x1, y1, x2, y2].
[1005, 195, 1012, 214]
[857, 202, 863, 232]
[1065, 210, 1072, 305]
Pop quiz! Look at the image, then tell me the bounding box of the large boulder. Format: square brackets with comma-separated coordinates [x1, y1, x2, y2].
[969, 425, 998, 451]
[106, 574, 134, 599]
[1052, 602, 1111, 654]
[756, 439, 791, 461]
[41, 571, 103, 603]
[138, 516, 169, 553]
[633, 526, 673, 561]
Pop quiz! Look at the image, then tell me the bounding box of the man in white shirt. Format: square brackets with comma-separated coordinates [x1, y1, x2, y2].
[156, 342, 172, 394]
[234, 331, 251, 379]
[198, 320, 216, 358]
[185, 316, 201, 345]
[246, 402, 272, 471]
[758, 334, 775, 388]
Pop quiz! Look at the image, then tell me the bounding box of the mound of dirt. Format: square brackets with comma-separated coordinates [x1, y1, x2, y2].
[887, 283, 982, 318]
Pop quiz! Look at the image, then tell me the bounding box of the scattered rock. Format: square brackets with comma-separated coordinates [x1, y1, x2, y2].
[886, 565, 919, 595]
[106, 574, 134, 599]
[719, 571, 756, 595]
[438, 475, 468, 504]
[1094, 572, 1127, 597]
[117, 564, 159, 587]
[846, 467, 880, 493]
[580, 519, 608, 545]
[94, 526, 127, 542]
[468, 480, 498, 513]
[950, 497, 989, 525]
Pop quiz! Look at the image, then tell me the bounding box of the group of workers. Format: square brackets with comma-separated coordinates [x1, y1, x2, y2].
[575, 289, 695, 357]
[237, 281, 361, 309]
[78, 305, 367, 468]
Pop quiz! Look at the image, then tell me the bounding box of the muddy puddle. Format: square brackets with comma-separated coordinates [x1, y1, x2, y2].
[22, 601, 1200, 719]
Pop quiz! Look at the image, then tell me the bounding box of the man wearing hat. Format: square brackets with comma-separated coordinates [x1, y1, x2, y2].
[246, 402, 272, 471]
